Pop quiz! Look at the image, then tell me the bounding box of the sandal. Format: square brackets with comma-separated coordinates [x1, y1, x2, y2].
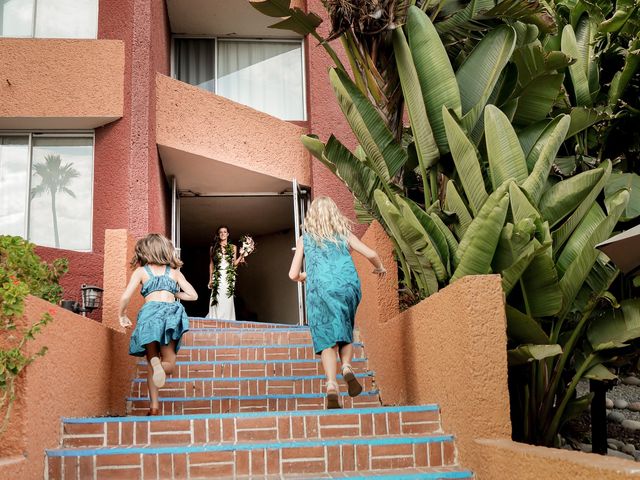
[326, 381, 341, 409]
[147, 407, 160, 416]
[149, 357, 166, 388]
[341, 364, 363, 397]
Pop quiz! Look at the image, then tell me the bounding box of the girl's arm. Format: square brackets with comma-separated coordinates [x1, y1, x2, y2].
[118, 268, 143, 327]
[288, 237, 306, 282]
[347, 233, 386, 275]
[176, 270, 198, 301]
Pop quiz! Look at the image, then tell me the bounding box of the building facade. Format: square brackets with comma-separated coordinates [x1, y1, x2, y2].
[0, 0, 356, 323]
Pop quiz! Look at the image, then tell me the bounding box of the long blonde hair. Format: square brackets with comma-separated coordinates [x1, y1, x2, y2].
[130, 233, 183, 269]
[304, 196, 352, 244]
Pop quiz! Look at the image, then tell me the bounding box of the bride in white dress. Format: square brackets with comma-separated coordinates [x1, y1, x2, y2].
[207, 226, 244, 320]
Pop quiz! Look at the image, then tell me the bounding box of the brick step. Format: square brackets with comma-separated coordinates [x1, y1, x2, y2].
[130, 374, 376, 398]
[46, 434, 457, 479]
[181, 328, 312, 346]
[127, 390, 382, 415]
[189, 318, 308, 330]
[61, 405, 442, 448]
[136, 357, 369, 379]
[175, 343, 365, 362]
[254, 468, 473, 479]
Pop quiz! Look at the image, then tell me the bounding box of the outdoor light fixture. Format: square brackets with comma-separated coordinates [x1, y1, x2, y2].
[60, 284, 103, 316]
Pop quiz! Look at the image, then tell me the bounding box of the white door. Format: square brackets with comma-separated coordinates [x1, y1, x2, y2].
[170, 177, 181, 258]
[292, 178, 309, 325]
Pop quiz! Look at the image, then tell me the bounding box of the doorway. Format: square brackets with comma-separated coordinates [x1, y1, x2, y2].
[176, 189, 308, 325]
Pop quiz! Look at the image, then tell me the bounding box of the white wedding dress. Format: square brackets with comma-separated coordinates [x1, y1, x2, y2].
[208, 254, 236, 320]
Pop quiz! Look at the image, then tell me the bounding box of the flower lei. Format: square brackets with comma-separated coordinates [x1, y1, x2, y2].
[210, 244, 236, 307]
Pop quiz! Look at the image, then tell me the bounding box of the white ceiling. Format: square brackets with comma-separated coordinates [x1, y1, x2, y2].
[166, 0, 302, 38]
[180, 195, 295, 247]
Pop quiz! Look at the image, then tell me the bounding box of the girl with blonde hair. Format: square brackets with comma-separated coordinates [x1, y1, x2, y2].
[119, 233, 198, 415]
[289, 196, 386, 409]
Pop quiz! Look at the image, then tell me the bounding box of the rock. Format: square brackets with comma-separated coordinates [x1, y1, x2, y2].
[622, 376, 640, 386]
[608, 440, 620, 450]
[606, 397, 615, 409]
[629, 402, 640, 412]
[634, 450, 640, 462]
[622, 419, 640, 431]
[579, 443, 592, 453]
[608, 411, 626, 424]
[623, 444, 636, 455]
[608, 438, 625, 449]
[608, 449, 636, 461]
[615, 398, 629, 409]
[562, 444, 574, 451]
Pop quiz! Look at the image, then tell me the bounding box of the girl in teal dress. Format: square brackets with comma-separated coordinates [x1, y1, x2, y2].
[289, 197, 386, 409]
[118, 234, 198, 416]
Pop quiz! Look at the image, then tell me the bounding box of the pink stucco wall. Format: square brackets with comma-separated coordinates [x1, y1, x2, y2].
[0, 229, 142, 479]
[155, 74, 312, 188]
[0, 39, 124, 128]
[352, 222, 640, 479]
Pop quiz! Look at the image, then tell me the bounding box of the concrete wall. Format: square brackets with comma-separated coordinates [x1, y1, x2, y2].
[0, 229, 141, 479]
[352, 221, 640, 479]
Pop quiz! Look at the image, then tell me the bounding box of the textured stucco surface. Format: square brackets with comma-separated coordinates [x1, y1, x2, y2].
[474, 439, 640, 479]
[156, 74, 312, 188]
[353, 222, 640, 478]
[0, 297, 135, 480]
[0, 39, 124, 127]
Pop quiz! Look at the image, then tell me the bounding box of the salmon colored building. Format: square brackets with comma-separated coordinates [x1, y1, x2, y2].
[0, 0, 355, 324]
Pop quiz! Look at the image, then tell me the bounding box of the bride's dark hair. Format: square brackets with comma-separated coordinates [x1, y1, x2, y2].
[210, 225, 230, 263]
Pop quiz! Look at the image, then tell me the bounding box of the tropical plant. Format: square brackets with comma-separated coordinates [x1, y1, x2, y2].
[30, 154, 80, 249]
[253, 0, 640, 446]
[0, 235, 67, 433]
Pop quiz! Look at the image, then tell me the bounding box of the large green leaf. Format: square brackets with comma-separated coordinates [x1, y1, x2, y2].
[553, 160, 612, 250]
[445, 180, 473, 240]
[374, 190, 439, 295]
[518, 120, 549, 159]
[502, 240, 537, 294]
[509, 180, 540, 223]
[605, 173, 640, 221]
[506, 305, 551, 344]
[452, 183, 511, 282]
[566, 107, 601, 138]
[513, 74, 565, 125]
[457, 26, 517, 132]
[407, 7, 461, 154]
[588, 299, 640, 351]
[429, 211, 460, 270]
[393, 28, 440, 172]
[525, 115, 566, 172]
[561, 24, 593, 107]
[575, 15, 599, 98]
[406, 199, 452, 275]
[485, 105, 528, 190]
[522, 115, 571, 205]
[539, 167, 603, 227]
[558, 189, 630, 318]
[493, 220, 536, 272]
[508, 344, 562, 366]
[329, 68, 408, 181]
[443, 107, 488, 215]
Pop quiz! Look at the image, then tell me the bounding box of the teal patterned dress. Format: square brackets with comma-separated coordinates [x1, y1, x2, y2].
[303, 234, 362, 354]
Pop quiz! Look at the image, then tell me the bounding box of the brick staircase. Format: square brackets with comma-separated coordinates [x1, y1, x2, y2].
[45, 318, 474, 479]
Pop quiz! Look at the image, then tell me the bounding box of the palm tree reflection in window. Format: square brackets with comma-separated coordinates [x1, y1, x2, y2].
[30, 154, 79, 248]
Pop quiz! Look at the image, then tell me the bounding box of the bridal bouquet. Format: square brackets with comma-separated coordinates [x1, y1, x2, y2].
[239, 235, 256, 259]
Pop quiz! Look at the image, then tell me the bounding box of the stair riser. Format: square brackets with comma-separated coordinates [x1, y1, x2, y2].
[47, 440, 456, 479]
[61, 410, 442, 447]
[188, 320, 304, 329]
[129, 394, 381, 415]
[181, 330, 312, 346]
[175, 344, 365, 362]
[130, 376, 376, 398]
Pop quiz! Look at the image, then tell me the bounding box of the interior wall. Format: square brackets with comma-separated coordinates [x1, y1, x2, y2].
[235, 230, 299, 325]
[179, 245, 211, 317]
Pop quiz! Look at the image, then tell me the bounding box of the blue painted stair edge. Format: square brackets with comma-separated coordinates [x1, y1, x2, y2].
[310, 472, 473, 480]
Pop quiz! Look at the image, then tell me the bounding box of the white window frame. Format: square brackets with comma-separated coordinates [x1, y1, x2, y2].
[171, 35, 307, 121]
[0, 131, 95, 252]
[0, 0, 99, 39]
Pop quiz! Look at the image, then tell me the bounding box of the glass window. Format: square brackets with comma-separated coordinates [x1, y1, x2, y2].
[173, 38, 306, 121]
[0, 0, 35, 37]
[0, 134, 94, 251]
[0, 0, 97, 38]
[0, 136, 29, 237]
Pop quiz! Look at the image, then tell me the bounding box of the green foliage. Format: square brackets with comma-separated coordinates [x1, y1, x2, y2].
[0, 235, 67, 433]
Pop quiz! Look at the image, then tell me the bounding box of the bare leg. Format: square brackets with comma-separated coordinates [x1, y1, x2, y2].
[338, 343, 362, 397]
[145, 343, 161, 412]
[338, 343, 353, 368]
[321, 345, 341, 409]
[160, 340, 178, 376]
